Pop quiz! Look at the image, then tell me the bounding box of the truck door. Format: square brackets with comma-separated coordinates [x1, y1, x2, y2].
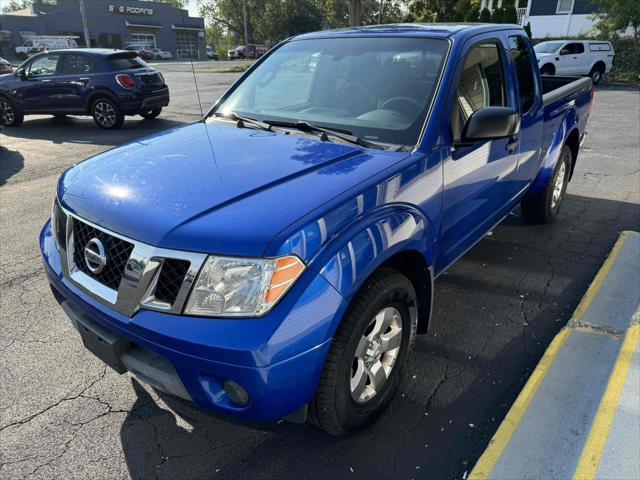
[14, 53, 62, 113]
[556, 42, 584, 75]
[57, 53, 96, 112]
[438, 38, 520, 270]
[507, 34, 544, 191]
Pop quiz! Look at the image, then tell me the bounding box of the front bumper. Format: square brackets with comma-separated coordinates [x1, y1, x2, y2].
[40, 220, 346, 421]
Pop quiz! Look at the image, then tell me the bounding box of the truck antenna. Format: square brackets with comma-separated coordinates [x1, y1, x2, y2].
[180, 8, 204, 118]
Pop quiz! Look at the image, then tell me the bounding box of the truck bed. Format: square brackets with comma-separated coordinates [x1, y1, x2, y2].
[541, 75, 593, 106]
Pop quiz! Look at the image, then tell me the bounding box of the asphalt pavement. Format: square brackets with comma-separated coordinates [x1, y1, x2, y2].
[0, 68, 639, 480]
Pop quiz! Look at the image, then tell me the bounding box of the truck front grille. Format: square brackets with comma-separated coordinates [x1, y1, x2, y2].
[73, 219, 134, 290]
[154, 259, 191, 305]
[57, 206, 206, 317]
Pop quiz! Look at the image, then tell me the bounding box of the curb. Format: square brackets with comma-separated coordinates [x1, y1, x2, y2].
[469, 231, 640, 480]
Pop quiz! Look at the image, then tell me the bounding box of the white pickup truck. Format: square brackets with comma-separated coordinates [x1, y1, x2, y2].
[534, 40, 614, 84]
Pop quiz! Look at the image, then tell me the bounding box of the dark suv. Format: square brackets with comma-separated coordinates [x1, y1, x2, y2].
[0, 49, 169, 130]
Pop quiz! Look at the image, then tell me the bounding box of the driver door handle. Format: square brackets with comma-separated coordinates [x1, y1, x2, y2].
[506, 135, 519, 153]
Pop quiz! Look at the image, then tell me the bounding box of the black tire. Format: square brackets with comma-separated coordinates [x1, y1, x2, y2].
[0, 96, 24, 127]
[540, 64, 555, 76]
[521, 144, 572, 224]
[589, 63, 605, 85]
[91, 97, 124, 130]
[140, 108, 162, 119]
[309, 268, 417, 436]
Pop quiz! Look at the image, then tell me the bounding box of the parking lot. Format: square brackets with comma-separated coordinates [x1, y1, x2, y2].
[1, 65, 638, 479]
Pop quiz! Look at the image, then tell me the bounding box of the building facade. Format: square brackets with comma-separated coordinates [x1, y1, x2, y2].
[0, 0, 206, 59]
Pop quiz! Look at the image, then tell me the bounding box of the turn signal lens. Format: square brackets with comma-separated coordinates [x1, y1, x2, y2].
[115, 74, 135, 89]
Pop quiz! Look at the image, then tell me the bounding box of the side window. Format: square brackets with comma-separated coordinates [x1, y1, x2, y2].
[26, 54, 60, 77]
[451, 42, 506, 140]
[62, 54, 96, 74]
[508, 35, 536, 113]
[563, 43, 584, 55]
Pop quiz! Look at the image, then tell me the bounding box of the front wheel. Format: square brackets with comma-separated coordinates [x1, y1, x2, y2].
[0, 97, 24, 127]
[309, 268, 417, 436]
[91, 98, 124, 130]
[140, 108, 162, 119]
[521, 144, 572, 224]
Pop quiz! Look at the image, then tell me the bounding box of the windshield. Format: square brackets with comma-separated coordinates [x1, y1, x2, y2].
[213, 37, 449, 146]
[534, 42, 564, 54]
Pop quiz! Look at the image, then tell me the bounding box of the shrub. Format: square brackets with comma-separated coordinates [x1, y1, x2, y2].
[479, 7, 491, 22]
[491, 7, 504, 23]
[466, 7, 480, 22]
[502, 5, 518, 24]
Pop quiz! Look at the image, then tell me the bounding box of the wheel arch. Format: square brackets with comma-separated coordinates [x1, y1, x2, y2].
[300, 204, 436, 336]
[540, 63, 556, 75]
[84, 88, 119, 113]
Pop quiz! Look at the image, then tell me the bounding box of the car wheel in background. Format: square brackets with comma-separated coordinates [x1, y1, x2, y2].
[310, 268, 417, 436]
[540, 64, 554, 76]
[91, 98, 124, 130]
[0, 97, 24, 127]
[589, 64, 605, 85]
[140, 108, 162, 119]
[521, 144, 572, 224]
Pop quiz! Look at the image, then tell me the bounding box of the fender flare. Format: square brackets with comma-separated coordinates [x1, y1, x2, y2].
[84, 88, 119, 113]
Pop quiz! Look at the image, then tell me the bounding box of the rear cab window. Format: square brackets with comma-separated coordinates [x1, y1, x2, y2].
[508, 35, 537, 113]
[589, 42, 612, 52]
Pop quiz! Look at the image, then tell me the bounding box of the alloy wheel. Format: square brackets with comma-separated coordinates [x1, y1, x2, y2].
[94, 101, 116, 128]
[350, 306, 403, 404]
[0, 100, 14, 125]
[551, 157, 567, 209]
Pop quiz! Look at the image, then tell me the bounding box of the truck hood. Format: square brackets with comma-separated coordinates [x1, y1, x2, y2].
[60, 121, 407, 257]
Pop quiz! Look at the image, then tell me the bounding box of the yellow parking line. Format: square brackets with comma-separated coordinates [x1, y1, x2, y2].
[572, 231, 630, 320]
[469, 327, 572, 479]
[469, 232, 631, 479]
[573, 322, 640, 480]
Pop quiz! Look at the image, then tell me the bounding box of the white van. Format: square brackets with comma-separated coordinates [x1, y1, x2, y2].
[534, 40, 614, 84]
[15, 36, 79, 59]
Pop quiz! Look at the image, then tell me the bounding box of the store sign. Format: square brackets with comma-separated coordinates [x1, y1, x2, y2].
[107, 5, 154, 15]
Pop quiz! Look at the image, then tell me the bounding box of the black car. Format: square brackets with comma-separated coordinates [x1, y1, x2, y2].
[0, 49, 169, 129]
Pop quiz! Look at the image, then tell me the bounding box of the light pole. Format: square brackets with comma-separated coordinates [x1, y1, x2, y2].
[242, 0, 248, 46]
[78, 0, 91, 48]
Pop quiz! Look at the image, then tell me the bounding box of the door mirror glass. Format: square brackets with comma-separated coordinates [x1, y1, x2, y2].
[462, 106, 519, 143]
[16, 67, 27, 80]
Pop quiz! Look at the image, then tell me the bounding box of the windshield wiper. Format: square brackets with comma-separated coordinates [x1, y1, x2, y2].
[267, 120, 387, 150]
[212, 111, 272, 132]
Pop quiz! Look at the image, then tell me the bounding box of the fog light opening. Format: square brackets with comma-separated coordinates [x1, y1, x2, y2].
[223, 379, 249, 406]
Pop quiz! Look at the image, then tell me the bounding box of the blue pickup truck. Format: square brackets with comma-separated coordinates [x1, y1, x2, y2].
[40, 24, 593, 435]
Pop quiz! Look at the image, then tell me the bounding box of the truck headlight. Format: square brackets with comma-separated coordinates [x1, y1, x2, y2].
[184, 255, 305, 317]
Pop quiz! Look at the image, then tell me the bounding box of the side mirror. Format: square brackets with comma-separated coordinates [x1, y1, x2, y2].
[16, 67, 27, 80]
[560, 48, 570, 55]
[461, 107, 520, 143]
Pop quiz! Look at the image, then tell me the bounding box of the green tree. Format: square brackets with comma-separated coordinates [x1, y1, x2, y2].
[408, 0, 457, 22]
[590, 0, 640, 43]
[466, 7, 480, 22]
[479, 7, 491, 22]
[502, 5, 518, 23]
[491, 7, 504, 23]
[2, 0, 31, 14]
[524, 21, 533, 38]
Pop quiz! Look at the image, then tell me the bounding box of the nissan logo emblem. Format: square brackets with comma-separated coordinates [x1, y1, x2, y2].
[84, 238, 107, 274]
